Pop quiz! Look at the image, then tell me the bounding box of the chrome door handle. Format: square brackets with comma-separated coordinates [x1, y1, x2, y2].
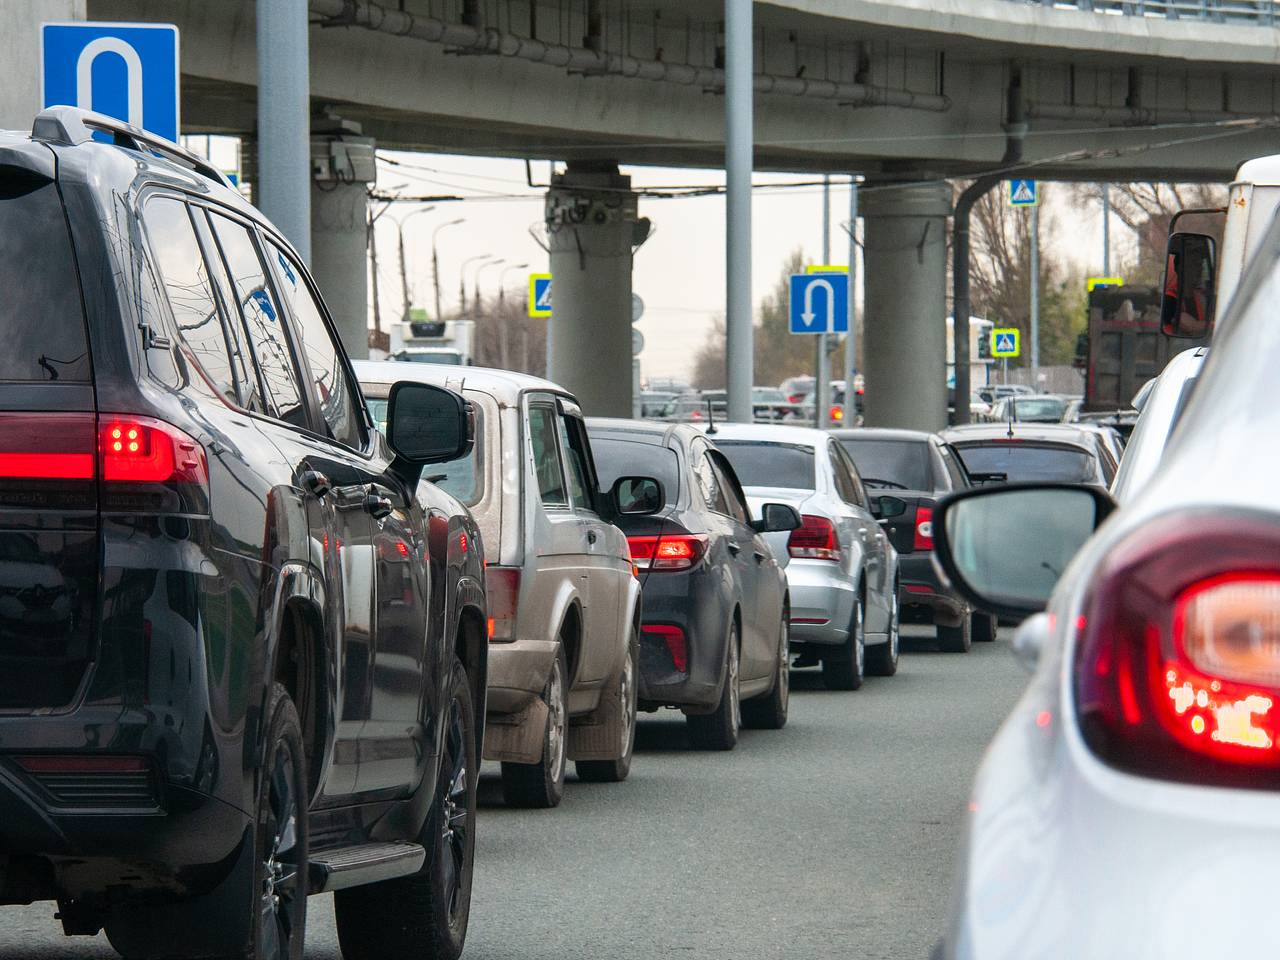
[363, 493, 393, 520]
[301, 470, 331, 498]
[587, 529, 598, 545]
[727, 542, 741, 556]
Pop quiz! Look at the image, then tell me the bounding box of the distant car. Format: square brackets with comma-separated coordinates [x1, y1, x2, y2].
[641, 391, 680, 419]
[835, 429, 995, 651]
[391, 347, 467, 365]
[713, 425, 902, 690]
[358, 362, 662, 808]
[780, 375, 816, 405]
[752, 386, 800, 422]
[976, 383, 1035, 404]
[1110, 346, 1207, 503]
[987, 394, 1072, 424]
[942, 423, 1118, 489]
[587, 419, 799, 749]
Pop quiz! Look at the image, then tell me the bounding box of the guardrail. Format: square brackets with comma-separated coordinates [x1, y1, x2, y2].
[1011, 0, 1278, 24]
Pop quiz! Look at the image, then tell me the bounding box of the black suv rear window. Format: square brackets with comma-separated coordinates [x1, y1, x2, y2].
[591, 436, 680, 507]
[0, 177, 89, 381]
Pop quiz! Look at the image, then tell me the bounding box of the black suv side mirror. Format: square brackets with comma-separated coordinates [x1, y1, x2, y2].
[751, 502, 801, 533]
[1160, 232, 1216, 340]
[609, 476, 664, 516]
[385, 382, 473, 486]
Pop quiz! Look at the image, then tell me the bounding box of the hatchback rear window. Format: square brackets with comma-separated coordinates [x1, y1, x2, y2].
[715, 441, 815, 489]
[954, 442, 1096, 483]
[0, 177, 90, 381]
[590, 436, 680, 507]
[840, 439, 931, 491]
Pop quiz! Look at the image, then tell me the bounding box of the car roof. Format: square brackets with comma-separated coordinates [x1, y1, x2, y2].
[586, 417, 698, 447]
[352, 359, 567, 399]
[830, 427, 937, 443]
[941, 422, 1096, 446]
[706, 423, 831, 446]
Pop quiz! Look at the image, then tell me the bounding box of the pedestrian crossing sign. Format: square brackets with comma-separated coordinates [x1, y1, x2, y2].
[1008, 179, 1038, 207]
[529, 273, 552, 318]
[991, 328, 1020, 358]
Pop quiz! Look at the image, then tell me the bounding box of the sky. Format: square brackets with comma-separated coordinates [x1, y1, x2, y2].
[198, 139, 1133, 383]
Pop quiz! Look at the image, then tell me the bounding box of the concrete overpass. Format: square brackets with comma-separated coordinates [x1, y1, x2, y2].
[6, 0, 1280, 427]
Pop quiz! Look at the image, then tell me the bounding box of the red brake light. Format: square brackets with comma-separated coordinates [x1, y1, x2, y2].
[627, 534, 706, 572]
[0, 413, 96, 479]
[830, 406, 843, 423]
[1074, 513, 1280, 787]
[788, 515, 840, 561]
[485, 567, 521, 641]
[642, 623, 687, 673]
[100, 417, 206, 485]
[913, 505, 934, 552]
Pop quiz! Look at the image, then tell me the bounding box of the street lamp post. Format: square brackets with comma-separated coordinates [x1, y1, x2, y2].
[458, 254, 495, 315]
[433, 218, 465, 321]
[474, 259, 507, 368]
[392, 205, 435, 323]
[498, 262, 529, 370]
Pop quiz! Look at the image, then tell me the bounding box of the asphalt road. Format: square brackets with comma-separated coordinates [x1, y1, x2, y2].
[0, 626, 1027, 960]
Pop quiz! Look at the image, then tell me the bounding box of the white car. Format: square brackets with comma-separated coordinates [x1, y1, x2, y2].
[930, 222, 1280, 957]
[710, 424, 901, 689]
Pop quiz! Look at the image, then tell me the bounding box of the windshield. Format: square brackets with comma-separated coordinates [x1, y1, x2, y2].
[366, 397, 482, 503]
[840, 439, 931, 491]
[590, 436, 681, 508]
[954, 442, 1096, 483]
[715, 440, 815, 489]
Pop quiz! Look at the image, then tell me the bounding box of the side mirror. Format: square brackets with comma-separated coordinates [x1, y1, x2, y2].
[1160, 232, 1216, 339]
[610, 476, 664, 516]
[385, 381, 473, 471]
[933, 482, 1115, 619]
[751, 502, 801, 533]
[873, 495, 907, 519]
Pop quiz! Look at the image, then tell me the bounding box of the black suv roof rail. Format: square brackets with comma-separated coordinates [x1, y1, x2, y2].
[32, 106, 232, 188]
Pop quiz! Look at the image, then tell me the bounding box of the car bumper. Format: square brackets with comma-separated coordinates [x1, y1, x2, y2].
[898, 553, 966, 626]
[485, 637, 559, 716]
[785, 559, 855, 646]
[635, 567, 733, 712]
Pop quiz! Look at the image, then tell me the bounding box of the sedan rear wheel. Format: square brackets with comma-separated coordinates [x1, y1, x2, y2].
[742, 614, 790, 730]
[866, 589, 900, 677]
[822, 595, 865, 691]
[687, 622, 741, 750]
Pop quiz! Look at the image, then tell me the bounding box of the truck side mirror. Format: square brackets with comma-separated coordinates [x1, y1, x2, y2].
[1160, 232, 1216, 340]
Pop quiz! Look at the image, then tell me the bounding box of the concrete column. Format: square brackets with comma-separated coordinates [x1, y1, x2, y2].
[257, 0, 311, 263]
[310, 120, 377, 358]
[545, 161, 649, 417]
[861, 181, 952, 432]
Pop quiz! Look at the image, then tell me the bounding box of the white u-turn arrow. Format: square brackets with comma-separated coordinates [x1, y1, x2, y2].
[76, 37, 144, 128]
[801, 278, 835, 332]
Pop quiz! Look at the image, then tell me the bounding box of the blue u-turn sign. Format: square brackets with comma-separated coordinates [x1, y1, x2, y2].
[789, 273, 849, 335]
[41, 22, 181, 142]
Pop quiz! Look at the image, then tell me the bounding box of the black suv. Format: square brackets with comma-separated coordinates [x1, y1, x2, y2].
[0, 107, 487, 960]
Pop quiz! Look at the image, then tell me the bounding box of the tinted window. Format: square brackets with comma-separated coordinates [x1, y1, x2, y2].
[209, 215, 307, 428]
[142, 198, 238, 405]
[716, 441, 815, 490]
[840, 439, 931, 491]
[267, 242, 363, 449]
[591, 436, 680, 508]
[557, 413, 592, 510]
[710, 453, 750, 523]
[0, 178, 90, 381]
[954, 443, 1096, 483]
[528, 405, 567, 506]
[834, 444, 869, 507]
[693, 447, 728, 513]
[939, 444, 969, 489]
[367, 397, 482, 505]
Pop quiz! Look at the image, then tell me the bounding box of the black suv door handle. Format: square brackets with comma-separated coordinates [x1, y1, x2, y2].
[301, 470, 331, 498]
[363, 493, 394, 520]
[727, 542, 741, 556]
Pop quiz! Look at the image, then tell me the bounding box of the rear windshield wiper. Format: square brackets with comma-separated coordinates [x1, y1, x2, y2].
[860, 477, 908, 490]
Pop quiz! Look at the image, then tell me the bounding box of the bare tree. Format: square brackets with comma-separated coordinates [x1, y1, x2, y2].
[468, 292, 547, 376]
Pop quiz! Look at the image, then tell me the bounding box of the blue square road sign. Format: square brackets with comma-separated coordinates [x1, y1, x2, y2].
[1008, 179, 1038, 207]
[42, 22, 180, 143]
[529, 274, 553, 318]
[789, 273, 849, 335]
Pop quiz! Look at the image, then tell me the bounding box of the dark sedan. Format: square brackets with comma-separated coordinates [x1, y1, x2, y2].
[834, 429, 996, 651]
[588, 419, 799, 751]
[941, 423, 1118, 490]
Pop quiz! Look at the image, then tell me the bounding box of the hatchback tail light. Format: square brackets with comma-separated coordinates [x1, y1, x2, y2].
[627, 534, 707, 572]
[486, 566, 520, 642]
[788, 515, 840, 561]
[913, 505, 934, 552]
[1073, 513, 1280, 788]
[642, 623, 687, 673]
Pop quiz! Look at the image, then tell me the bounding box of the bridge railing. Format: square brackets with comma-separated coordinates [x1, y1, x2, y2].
[1015, 0, 1278, 24]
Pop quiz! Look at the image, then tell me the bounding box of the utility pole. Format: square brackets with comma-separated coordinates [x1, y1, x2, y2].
[433, 218, 464, 321]
[815, 173, 831, 429]
[1101, 183, 1111, 276]
[725, 0, 753, 423]
[369, 214, 382, 335]
[844, 179, 858, 425]
[398, 226, 411, 323]
[1030, 202, 1040, 392]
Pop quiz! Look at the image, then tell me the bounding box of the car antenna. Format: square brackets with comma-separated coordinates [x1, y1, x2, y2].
[705, 398, 718, 434]
[1006, 400, 1016, 439]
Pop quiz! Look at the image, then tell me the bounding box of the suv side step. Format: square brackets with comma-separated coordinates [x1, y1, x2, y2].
[308, 841, 426, 893]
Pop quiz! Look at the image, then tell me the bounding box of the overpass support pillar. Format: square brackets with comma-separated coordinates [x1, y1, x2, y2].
[310, 121, 377, 359]
[861, 182, 952, 432]
[545, 161, 650, 417]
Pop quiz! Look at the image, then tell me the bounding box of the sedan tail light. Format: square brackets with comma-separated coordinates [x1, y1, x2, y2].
[788, 515, 841, 561]
[485, 566, 520, 642]
[1073, 513, 1280, 788]
[913, 505, 934, 552]
[627, 534, 707, 572]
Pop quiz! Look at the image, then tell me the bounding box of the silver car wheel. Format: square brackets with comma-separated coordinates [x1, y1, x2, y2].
[547, 655, 567, 781]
